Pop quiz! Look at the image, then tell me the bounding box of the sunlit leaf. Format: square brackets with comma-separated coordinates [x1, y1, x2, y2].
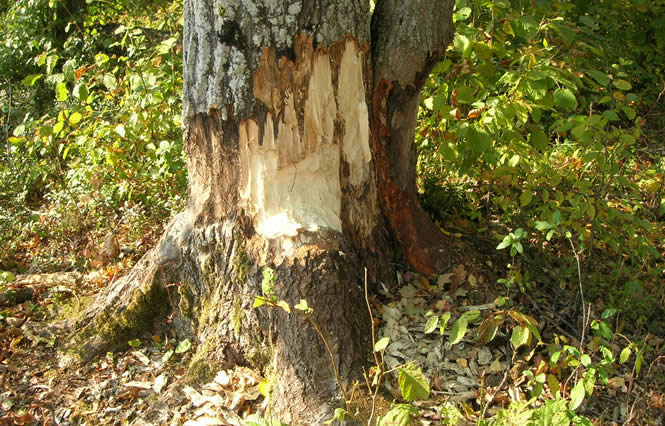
[375, 337, 390, 352]
[620, 347, 631, 363]
[449, 316, 468, 345]
[95, 53, 110, 66]
[511, 325, 529, 349]
[440, 312, 451, 335]
[56, 82, 68, 101]
[613, 79, 632, 91]
[424, 315, 439, 334]
[376, 403, 419, 426]
[398, 364, 430, 401]
[569, 381, 585, 410]
[175, 339, 192, 353]
[23, 74, 43, 87]
[277, 300, 291, 313]
[554, 88, 577, 112]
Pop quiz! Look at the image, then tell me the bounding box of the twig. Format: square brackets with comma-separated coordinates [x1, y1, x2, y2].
[480, 350, 517, 420]
[459, 303, 496, 311]
[568, 236, 587, 349]
[364, 267, 380, 426]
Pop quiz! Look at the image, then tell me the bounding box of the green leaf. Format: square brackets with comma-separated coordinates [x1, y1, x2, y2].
[508, 154, 520, 168]
[531, 129, 548, 150]
[598, 322, 613, 340]
[455, 85, 476, 104]
[424, 315, 439, 334]
[453, 33, 471, 57]
[114, 124, 126, 138]
[253, 296, 267, 308]
[619, 347, 631, 363]
[467, 127, 491, 154]
[324, 408, 347, 424]
[497, 235, 512, 250]
[554, 88, 578, 112]
[453, 6, 472, 22]
[375, 337, 390, 352]
[277, 300, 291, 313]
[294, 299, 312, 313]
[586, 69, 609, 86]
[584, 369, 596, 396]
[511, 325, 529, 349]
[613, 79, 632, 91]
[128, 339, 141, 348]
[602, 110, 620, 121]
[63, 60, 76, 81]
[553, 210, 562, 225]
[0, 271, 16, 282]
[56, 82, 68, 102]
[376, 403, 419, 426]
[601, 308, 617, 319]
[161, 349, 174, 363]
[449, 316, 468, 345]
[398, 364, 430, 401]
[23, 74, 43, 87]
[620, 105, 637, 120]
[95, 53, 110, 66]
[460, 310, 480, 322]
[535, 221, 554, 231]
[175, 338, 192, 354]
[69, 112, 82, 125]
[440, 312, 451, 335]
[580, 353, 592, 367]
[262, 268, 276, 295]
[73, 83, 89, 101]
[103, 74, 117, 91]
[520, 190, 533, 207]
[569, 381, 585, 410]
[525, 79, 548, 100]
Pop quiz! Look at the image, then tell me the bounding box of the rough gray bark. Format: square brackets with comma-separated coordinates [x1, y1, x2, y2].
[69, 0, 455, 423]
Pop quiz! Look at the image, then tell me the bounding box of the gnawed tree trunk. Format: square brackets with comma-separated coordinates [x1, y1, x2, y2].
[69, 0, 454, 423]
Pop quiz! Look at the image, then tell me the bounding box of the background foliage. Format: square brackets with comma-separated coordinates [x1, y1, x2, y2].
[418, 0, 665, 330]
[0, 0, 186, 271]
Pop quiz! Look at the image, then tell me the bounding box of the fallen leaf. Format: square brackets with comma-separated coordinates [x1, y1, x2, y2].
[124, 381, 153, 389]
[489, 359, 503, 373]
[153, 374, 168, 393]
[132, 350, 151, 366]
[214, 370, 231, 386]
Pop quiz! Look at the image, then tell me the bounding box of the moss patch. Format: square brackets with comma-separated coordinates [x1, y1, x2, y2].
[247, 345, 272, 370]
[187, 357, 217, 384]
[178, 282, 196, 321]
[184, 334, 221, 384]
[232, 234, 249, 284]
[231, 296, 243, 336]
[73, 277, 171, 357]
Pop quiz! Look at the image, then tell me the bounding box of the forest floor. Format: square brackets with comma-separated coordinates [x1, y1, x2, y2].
[1, 231, 665, 425]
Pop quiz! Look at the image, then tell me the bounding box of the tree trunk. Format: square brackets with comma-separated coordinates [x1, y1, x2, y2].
[69, 0, 454, 423]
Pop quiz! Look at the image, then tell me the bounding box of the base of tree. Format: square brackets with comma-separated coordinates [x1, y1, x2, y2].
[65, 210, 394, 423]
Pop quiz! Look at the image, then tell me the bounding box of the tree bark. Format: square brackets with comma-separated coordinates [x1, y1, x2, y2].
[69, 0, 454, 423]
